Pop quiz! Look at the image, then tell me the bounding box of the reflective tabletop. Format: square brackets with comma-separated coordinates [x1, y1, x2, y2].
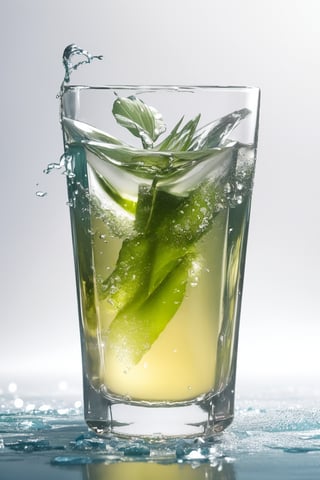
[1, 377, 320, 480]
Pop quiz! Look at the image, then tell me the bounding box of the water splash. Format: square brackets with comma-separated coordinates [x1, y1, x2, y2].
[42, 153, 75, 179]
[62, 44, 103, 84]
[39, 45, 103, 199]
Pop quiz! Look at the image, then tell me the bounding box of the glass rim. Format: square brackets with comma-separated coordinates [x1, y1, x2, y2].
[62, 84, 260, 93]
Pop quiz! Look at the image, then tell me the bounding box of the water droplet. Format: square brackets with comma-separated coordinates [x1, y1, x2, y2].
[8, 382, 17, 393]
[14, 398, 24, 409]
[43, 162, 61, 175]
[57, 408, 69, 415]
[38, 404, 52, 412]
[58, 380, 68, 391]
[36, 191, 47, 198]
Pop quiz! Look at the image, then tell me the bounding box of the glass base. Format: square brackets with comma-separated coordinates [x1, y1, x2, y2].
[83, 377, 235, 440]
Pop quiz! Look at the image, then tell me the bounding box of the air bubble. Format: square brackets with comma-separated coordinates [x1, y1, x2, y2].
[224, 183, 231, 194]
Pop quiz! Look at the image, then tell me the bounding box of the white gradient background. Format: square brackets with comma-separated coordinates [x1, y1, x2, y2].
[1, 0, 319, 390]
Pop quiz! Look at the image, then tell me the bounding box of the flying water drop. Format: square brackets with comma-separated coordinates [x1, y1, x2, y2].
[62, 44, 103, 84]
[35, 190, 47, 198]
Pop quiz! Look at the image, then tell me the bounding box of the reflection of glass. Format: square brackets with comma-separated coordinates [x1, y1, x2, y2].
[61, 81, 260, 438]
[84, 461, 236, 480]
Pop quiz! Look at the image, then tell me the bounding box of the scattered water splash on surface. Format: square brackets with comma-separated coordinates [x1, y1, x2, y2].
[1, 398, 320, 466]
[50, 434, 231, 466]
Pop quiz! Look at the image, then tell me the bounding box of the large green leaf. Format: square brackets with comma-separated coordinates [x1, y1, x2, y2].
[106, 252, 194, 366]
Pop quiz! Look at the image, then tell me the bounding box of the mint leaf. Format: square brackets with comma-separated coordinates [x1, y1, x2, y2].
[156, 114, 201, 152]
[112, 96, 166, 148]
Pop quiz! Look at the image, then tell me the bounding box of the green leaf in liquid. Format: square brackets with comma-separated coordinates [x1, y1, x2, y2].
[156, 114, 201, 152]
[99, 235, 153, 309]
[107, 252, 194, 366]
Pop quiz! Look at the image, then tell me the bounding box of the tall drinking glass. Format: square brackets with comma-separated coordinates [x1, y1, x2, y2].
[61, 84, 260, 439]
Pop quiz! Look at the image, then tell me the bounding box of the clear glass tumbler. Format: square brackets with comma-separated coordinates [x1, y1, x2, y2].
[61, 85, 260, 439]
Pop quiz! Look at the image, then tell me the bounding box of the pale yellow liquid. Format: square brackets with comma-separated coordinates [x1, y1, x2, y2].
[90, 209, 229, 402]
